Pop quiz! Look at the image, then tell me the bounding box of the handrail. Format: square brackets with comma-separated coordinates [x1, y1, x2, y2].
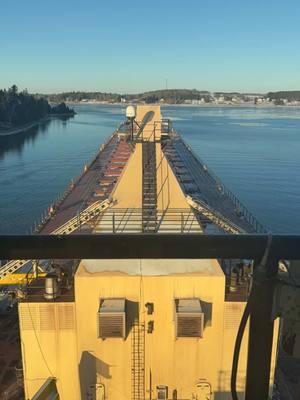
[135, 120, 162, 143]
[187, 195, 245, 234]
[0, 198, 113, 281]
[93, 207, 203, 233]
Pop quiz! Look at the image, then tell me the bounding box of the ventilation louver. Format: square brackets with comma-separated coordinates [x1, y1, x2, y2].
[175, 298, 204, 338]
[98, 298, 126, 339]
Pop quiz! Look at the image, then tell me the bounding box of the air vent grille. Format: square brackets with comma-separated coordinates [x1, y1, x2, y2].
[98, 298, 126, 339]
[39, 304, 56, 330]
[98, 314, 125, 338]
[175, 298, 204, 338]
[19, 303, 76, 331]
[176, 313, 204, 337]
[20, 305, 39, 330]
[58, 304, 75, 329]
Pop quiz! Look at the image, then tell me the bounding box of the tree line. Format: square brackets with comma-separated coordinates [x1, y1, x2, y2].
[267, 91, 300, 102]
[0, 85, 74, 129]
[44, 89, 213, 104]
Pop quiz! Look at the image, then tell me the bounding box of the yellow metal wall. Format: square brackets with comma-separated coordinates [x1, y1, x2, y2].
[111, 143, 143, 209]
[110, 141, 192, 213]
[135, 105, 161, 140]
[74, 265, 227, 400]
[19, 273, 279, 400]
[19, 302, 80, 399]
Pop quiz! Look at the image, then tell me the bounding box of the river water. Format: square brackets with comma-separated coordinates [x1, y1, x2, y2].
[0, 104, 300, 234]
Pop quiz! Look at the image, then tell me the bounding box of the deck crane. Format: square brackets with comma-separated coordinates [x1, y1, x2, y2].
[186, 195, 246, 234]
[0, 198, 113, 285]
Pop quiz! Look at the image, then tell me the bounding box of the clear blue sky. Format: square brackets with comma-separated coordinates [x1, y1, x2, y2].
[1, 0, 300, 93]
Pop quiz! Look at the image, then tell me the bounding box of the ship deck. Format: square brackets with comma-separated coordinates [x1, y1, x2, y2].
[36, 126, 265, 236]
[38, 134, 132, 234]
[163, 133, 265, 234]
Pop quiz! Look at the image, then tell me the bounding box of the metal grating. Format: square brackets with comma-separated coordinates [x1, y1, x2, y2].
[39, 304, 56, 330]
[176, 314, 204, 338]
[19, 304, 75, 331]
[98, 314, 125, 338]
[142, 142, 157, 232]
[58, 304, 75, 330]
[19, 305, 39, 330]
[175, 298, 204, 338]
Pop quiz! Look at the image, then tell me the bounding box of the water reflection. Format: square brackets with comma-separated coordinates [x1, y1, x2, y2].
[0, 115, 74, 159]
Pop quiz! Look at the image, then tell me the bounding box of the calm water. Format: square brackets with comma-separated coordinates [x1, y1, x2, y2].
[1, 104, 300, 234]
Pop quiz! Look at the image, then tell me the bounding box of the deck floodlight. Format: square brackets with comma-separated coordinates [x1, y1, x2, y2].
[126, 105, 136, 119]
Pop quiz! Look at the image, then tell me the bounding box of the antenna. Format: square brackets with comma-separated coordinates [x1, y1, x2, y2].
[165, 79, 168, 90]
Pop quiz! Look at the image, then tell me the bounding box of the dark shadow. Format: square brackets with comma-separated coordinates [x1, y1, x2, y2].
[0, 115, 74, 159]
[200, 300, 213, 328]
[141, 111, 154, 125]
[97, 358, 112, 379]
[136, 111, 155, 137]
[79, 351, 96, 399]
[79, 351, 112, 399]
[55, 114, 75, 123]
[0, 123, 45, 159]
[125, 300, 139, 338]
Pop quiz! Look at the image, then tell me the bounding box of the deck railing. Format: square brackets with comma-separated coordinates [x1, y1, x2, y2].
[92, 208, 202, 233]
[32, 133, 117, 233]
[172, 132, 267, 234]
[1, 234, 300, 400]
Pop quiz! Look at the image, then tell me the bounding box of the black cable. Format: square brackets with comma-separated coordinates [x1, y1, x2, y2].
[231, 235, 273, 400]
[230, 289, 253, 400]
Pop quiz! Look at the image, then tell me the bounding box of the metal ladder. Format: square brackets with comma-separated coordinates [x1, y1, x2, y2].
[131, 319, 145, 400]
[142, 142, 157, 232]
[0, 198, 113, 281]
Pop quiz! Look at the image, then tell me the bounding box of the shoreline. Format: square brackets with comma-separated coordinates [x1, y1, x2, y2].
[1, 103, 299, 137]
[68, 101, 300, 109]
[0, 113, 74, 137]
